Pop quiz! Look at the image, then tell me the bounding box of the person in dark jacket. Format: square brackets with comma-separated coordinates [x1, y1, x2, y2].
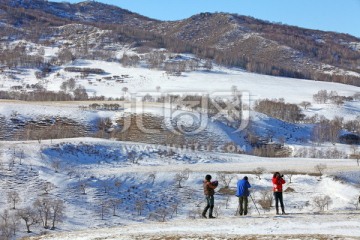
[202, 174, 217, 219]
[236, 176, 251, 215]
[272, 172, 286, 215]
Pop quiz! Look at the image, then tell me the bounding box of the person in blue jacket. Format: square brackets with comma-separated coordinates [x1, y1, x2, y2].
[236, 176, 251, 216]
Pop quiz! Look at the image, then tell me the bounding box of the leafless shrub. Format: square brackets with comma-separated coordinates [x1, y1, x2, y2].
[314, 164, 327, 179]
[184, 188, 195, 200]
[213, 205, 221, 217]
[0, 210, 18, 240]
[50, 159, 62, 173]
[169, 202, 179, 218]
[150, 208, 169, 222]
[313, 90, 328, 104]
[41, 182, 56, 195]
[71, 177, 82, 192]
[107, 198, 122, 216]
[127, 151, 142, 164]
[135, 200, 146, 216]
[7, 191, 20, 209]
[114, 179, 122, 192]
[148, 173, 156, 185]
[257, 191, 273, 210]
[351, 197, 359, 210]
[174, 168, 191, 188]
[100, 180, 113, 194]
[187, 208, 198, 219]
[284, 169, 296, 183]
[253, 167, 266, 180]
[349, 147, 360, 166]
[98, 200, 109, 220]
[217, 173, 234, 189]
[313, 195, 332, 212]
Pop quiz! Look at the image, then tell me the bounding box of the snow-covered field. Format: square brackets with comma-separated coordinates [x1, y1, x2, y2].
[0, 58, 359, 239]
[0, 138, 359, 239]
[1, 59, 359, 105]
[26, 213, 360, 240]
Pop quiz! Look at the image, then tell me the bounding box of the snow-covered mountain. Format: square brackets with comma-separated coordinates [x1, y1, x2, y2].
[0, 0, 359, 85]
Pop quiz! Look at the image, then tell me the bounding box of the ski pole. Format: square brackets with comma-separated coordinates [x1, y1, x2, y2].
[249, 194, 261, 215]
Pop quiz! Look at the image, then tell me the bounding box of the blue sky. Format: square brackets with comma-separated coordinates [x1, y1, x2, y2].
[53, 0, 360, 37]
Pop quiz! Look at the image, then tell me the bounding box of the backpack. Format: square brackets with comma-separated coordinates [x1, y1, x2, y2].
[211, 180, 218, 187]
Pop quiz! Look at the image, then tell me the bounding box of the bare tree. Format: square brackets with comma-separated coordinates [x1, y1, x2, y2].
[114, 179, 122, 192]
[253, 167, 266, 180]
[127, 151, 141, 164]
[217, 172, 234, 189]
[284, 170, 296, 183]
[107, 198, 122, 216]
[18, 149, 24, 165]
[314, 164, 327, 179]
[148, 173, 156, 185]
[17, 208, 39, 233]
[299, 101, 312, 109]
[351, 196, 359, 210]
[7, 191, 20, 209]
[143, 189, 150, 198]
[169, 202, 179, 218]
[225, 195, 231, 209]
[66, 167, 79, 179]
[50, 199, 65, 230]
[0, 210, 17, 240]
[313, 195, 332, 212]
[313, 90, 328, 104]
[100, 180, 113, 194]
[41, 182, 56, 195]
[349, 147, 360, 166]
[9, 212, 19, 237]
[135, 200, 146, 216]
[51, 159, 62, 173]
[121, 87, 129, 100]
[154, 208, 168, 222]
[185, 188, 195, 199]
[33, 198, 52, 229]
[98, 200, 109, 220]
[76, 179, 87, 195]
[203, 59, 213, 70]
[174, 168, 191, 188]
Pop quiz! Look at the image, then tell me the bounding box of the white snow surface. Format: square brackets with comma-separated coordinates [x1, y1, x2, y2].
[0, 138, 358, 240]
[0, 57, 359, 239]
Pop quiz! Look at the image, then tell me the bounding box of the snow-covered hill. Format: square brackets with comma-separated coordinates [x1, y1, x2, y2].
[0, 139, 359, 239]
[1, 59, 359, 104]
[0, 138, 359, 240]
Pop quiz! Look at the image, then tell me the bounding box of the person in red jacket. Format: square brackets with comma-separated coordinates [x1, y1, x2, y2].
[272, 172, 286, 215]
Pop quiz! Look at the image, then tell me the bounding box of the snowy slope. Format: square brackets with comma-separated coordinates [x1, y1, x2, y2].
[0, 138, 358, 239]
[1, 59, 359, 103]
[25, 213, 360, 240]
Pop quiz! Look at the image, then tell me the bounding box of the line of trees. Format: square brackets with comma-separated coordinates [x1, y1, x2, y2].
[0, 87, 90, 101]
[254, 98, 304, 123]
[313, 90, 355, 105]
[0, 195, 65, 239]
